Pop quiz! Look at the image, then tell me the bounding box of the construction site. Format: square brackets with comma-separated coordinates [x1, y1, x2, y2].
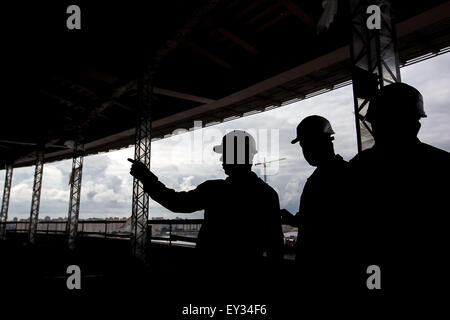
[1, 0, 449, 317]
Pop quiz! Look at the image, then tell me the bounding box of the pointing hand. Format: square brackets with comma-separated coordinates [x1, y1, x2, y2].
[128, 158, 158, 183]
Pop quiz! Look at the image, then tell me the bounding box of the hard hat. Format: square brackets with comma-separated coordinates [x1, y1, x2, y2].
[213, 130, 257, 164]
[291, 115, 335, 144]
[365, 83, 426, 124]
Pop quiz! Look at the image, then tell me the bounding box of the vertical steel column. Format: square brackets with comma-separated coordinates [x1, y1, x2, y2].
[131, 65, 154, 261]
[67, 144, 84, 250]
[0, 164, 13, 239]
[350, 0, 401, 152]
[29, 150, 44, 244]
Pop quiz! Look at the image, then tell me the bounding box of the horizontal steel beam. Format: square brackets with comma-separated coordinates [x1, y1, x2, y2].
[153, 88, 216, 104]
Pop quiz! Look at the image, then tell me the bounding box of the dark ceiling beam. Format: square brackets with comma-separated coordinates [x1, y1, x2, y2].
[61, 78, 130, 102]
[51, 1, 220, 154]
[255, 94, 282, 106]
[45, 139, 67, 149]
[97, 114, 109, 120]
[0, 140, 37, 146]
[84, 80, 139, 119]
[41, 91, 77, 109]
[57, 77, 217, 116]
[225, 0, 241, 10]
[46, 46, 349, 155]
[43, 80, 118, 130]
[14, 138, 71, 165]
[78, 70, 119, 85]
[58, 65, 219, 115]
[88, 101, 115, 118]
[186, 41, 233, 69]
[153, 88, 216, 104]
[58, 79, 100, 99]
[396, 1, 450, 38]
[151, 46, 349, 127]
[279, 85, 306, 98]
[246, 3, 281, 25]
[305, 74, 334, 89]
[257, 12, 289, 31]
[216, 27, 260, 55]
[112, 100, 133, 111]
[279, 0, 315, 28]
[236, 0, 267, 19]
[153, 0, 222, 69]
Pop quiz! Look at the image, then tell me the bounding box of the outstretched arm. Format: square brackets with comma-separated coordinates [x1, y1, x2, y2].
[128, 159, 204, 213]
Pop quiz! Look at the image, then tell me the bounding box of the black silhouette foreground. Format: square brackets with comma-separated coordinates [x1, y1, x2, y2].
[281, 115, 350, 289]
[349, 83, 450, 295]
[129, 130, 284, 273]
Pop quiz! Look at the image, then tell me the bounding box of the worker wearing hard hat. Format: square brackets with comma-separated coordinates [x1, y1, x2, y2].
[349, 82, 450, 293]
[281, 115, 350, 288]
[129, 130, 284, 268]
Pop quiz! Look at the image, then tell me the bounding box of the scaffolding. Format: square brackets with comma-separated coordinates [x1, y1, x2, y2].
[0, 165, 13, 239]
[350, 0, 401, 152]
[29, 150, 44, 244]
[66, 144, 84, 250]
[131, 65, 154, 261]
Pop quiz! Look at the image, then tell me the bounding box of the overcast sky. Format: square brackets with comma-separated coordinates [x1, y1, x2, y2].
[2, 53, 449, 220]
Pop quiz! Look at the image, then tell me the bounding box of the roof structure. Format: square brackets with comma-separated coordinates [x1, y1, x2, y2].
[1, 0, 449, 168]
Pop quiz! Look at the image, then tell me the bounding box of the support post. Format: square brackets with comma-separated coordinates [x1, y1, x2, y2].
[67, 144, 84, 250]
[350, 0, 401, 152]
[29, 150, 44, 244]
[131, 65, 154, 261]
[0, 164, 13, 239]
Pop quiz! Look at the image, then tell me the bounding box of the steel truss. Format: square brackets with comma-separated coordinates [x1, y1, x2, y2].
[0, 165, 13, 239]
[29, 150, 44, 244]
[67, 144, 84, 250]
[131, 65, 154, 261]
[350, 0, 401, 152]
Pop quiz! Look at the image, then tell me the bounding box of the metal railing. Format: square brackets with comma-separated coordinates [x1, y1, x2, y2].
[148, 219, 203, 246]
[1, 219, 296, 259]
[1, 219, 296, 250]
[0, 219, 203, 245]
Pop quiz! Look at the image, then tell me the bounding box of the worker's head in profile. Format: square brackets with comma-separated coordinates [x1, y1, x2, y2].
[291, 115, 335, 167]
[365, 82, 426, 148]
[213, 130, 257, 177]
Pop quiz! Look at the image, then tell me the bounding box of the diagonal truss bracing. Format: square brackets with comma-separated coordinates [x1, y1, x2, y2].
[0, 165, 13, 239]
[350, 0, 401, 152]
[131, 65, 154, 261]
[67, 145, 84, 250]
[29, 150, 44, 244]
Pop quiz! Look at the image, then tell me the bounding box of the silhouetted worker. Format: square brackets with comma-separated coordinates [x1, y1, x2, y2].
[281, 115, 350, 288]
[129, 130, 284, 270]
[349, 83, 450, 293]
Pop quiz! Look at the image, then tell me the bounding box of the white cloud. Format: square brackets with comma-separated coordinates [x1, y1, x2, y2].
[179, 176, 196, 191]
[2, 53, 449, 220]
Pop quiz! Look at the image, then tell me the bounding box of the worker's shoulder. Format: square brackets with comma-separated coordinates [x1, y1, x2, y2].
[418, 141, 450, 160]
[255, 177, 279, 199]
[349, 148, 376, 167]
[197, 179, 226, 189]
[334, 154, 350, 170]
